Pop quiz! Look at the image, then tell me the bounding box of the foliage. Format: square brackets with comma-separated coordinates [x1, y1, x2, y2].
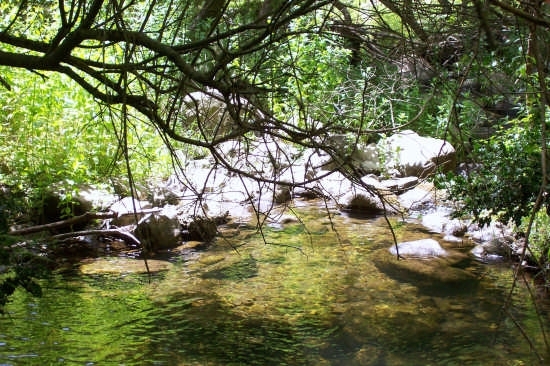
[0, 67, 173, 222]
[519, 210, 550, 266]
[446, 122, 542, 227]
[0, 0, 544, 233]
[0, 70, 102, 181]
[264, 24, 353, 125]
[0, 0, 463, 195]
[0, 235, 50, 314]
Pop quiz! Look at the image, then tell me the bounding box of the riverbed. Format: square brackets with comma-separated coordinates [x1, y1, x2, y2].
[0, 204, 548, 365]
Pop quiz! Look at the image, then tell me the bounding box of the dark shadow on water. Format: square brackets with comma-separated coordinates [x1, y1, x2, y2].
[317, 328, 385, 366]
[373, 258, 481, 297]
[340, 209, 383, 220]
[201, 255, 258, 281]
[148, 291, 328, 365]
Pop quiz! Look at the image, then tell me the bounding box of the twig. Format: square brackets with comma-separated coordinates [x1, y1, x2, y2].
[52, 228, 141, 247]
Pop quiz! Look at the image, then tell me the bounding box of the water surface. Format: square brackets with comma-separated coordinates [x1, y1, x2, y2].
[0, 206, 548, 365]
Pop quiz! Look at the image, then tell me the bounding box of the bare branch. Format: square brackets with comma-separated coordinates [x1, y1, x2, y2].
[9, 212, 116, 236]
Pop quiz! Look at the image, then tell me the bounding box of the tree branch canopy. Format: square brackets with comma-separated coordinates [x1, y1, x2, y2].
[0, 0, 340, 149]
[4, 0, 540, 187]
[2, 5, 322, 88]
[0, 0, 480, 150]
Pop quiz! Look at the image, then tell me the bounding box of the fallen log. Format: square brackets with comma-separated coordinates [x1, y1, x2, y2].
[8, 212, 116, 236]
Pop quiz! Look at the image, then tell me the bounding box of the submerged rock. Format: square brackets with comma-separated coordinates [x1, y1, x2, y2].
[79, 257, 172, 274]
[389, 238, 447, 258]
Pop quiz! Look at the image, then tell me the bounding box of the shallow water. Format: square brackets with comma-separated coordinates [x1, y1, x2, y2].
[1, 205, 549, 365]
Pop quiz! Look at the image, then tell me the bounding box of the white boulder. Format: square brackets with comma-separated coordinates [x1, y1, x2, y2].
[389, 238, 448, 258]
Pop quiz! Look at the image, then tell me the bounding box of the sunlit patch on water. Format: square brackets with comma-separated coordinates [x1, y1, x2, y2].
[0, 205, 548, 365]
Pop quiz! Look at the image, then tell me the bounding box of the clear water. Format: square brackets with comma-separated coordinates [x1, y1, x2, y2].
[0, 206, 548, 365]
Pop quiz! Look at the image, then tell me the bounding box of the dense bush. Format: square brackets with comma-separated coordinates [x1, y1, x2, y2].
[0, 234, 51, 314]
[445, 121, 542, 227]
[519, 210, 550, 267]
[0, 68, 174, 223]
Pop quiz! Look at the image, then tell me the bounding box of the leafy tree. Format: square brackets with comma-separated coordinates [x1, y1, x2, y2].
[447, 122, 543, 227]
[0, 1, 429, 172]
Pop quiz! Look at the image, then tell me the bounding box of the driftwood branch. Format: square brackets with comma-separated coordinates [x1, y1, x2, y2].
[8, 212, 116, 236]
[52, 229, 141, 247]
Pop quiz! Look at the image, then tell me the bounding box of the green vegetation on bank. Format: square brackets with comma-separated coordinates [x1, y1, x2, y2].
[0, 68, 174, 217]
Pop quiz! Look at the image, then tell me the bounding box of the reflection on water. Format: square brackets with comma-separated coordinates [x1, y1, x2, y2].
[0, 206, 548, 365]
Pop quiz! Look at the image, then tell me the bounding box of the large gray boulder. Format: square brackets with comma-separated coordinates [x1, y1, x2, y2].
[379, 130, 456, 178]
[318, 135, 381, 174]
[318, 131, 455, 179]
[389, 238, 448, 258]
[182, 88, 263, 139]
[76, 185, 118, 211]
[109, 197, 153, 226]
[316, 172, 402, 215]
[134, 205, 182, 251]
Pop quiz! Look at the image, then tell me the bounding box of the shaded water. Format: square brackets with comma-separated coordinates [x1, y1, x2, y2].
[1, 205, 549, 365]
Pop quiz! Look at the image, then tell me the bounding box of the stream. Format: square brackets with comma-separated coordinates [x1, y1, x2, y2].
[1, 203, 548, 365]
